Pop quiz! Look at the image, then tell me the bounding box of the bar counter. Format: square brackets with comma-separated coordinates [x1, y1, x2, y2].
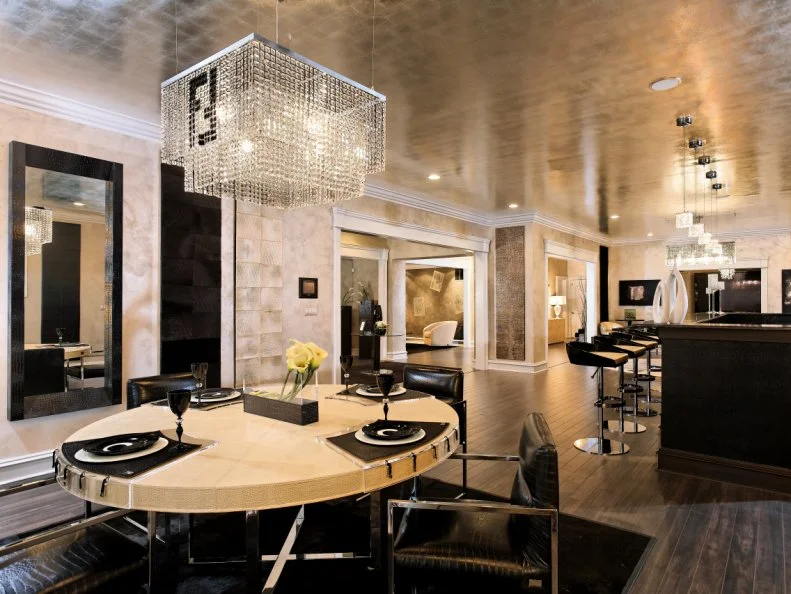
[655, 313, 791, 492]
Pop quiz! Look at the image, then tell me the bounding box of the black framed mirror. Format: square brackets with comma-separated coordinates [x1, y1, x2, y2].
[8, 142, 122, 420]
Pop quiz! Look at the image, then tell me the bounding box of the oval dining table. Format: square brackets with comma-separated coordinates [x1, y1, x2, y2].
[54, 384, 460, 593]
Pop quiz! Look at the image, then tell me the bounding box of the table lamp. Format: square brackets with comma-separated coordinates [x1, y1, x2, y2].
[548, 295, 566, 319]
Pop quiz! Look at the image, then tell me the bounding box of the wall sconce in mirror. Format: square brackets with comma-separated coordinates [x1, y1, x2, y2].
[299, 277, 318, 299]
[8, 142, 123, 421]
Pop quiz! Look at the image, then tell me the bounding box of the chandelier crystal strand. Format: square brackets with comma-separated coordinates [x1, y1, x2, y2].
[698, 172, 711, 245]
[24, 206, 53, 256]
[162, 34, 386, 208]
[675, 116, 693, 229]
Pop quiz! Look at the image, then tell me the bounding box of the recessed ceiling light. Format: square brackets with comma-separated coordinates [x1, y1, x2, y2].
[508, 203, 519, 209]
[610, 214, 620, 220]
[427, 173, 440, 181]
[647, 232, 654, 237]
[73, 202, 85, 206]
[649, 77, 682, 91]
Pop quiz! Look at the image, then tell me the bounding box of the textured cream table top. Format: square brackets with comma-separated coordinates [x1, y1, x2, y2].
[55, 385, 459, 513]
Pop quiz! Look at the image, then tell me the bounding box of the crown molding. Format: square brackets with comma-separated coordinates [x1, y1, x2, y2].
[0, 78, 160, 141]
[363, 182, 492, 227]
[332, 207, 490, 253]
[365, 182, 612, 245]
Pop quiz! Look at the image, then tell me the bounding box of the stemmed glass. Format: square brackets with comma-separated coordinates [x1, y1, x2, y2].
[339, 355, 354, 394]
[376, 369, 396, 425]
[167, 389, 191, 449]
[191, 362, 208, 406]
[55, 328, 65, 345]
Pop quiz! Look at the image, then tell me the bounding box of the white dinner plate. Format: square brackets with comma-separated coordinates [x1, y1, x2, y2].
[191, 390, 240, 403]
[355, 385, 407, 398]
[354, 428, 426, 446]
[75, 437, 169, 464]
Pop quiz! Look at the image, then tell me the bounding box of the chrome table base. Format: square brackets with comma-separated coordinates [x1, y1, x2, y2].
[574, 437, 630, 455]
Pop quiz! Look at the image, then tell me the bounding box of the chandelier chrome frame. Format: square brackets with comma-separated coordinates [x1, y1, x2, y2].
[161, 33, 387, 208]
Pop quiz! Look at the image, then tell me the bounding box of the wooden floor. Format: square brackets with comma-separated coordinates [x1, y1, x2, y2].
[4, 352, 790, 593]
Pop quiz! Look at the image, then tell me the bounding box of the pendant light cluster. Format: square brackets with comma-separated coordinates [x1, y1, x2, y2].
[669, 114, 735, 277]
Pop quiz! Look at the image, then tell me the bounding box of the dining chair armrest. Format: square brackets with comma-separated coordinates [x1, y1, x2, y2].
[449, 452, 519, 462]
[387, 499, 559, 594]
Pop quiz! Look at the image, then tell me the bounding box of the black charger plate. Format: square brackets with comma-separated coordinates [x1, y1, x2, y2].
[361, 420, 421, 441]
[84, 432, 161, 457]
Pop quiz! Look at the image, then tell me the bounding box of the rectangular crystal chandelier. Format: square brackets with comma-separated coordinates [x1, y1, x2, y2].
[666, 241, 735, 267]
[24, 206, 52, 256]
[161, 34, 386, 208]
[688, 223, 704, 237]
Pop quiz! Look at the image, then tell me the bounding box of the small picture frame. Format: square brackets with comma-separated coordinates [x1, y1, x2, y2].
[624, 308, 637, 320]
[299, 277, 318, 299]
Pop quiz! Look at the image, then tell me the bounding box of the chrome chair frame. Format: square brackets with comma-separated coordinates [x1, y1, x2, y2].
[0, 474, 133, 558]
[387, 452, 559, 594]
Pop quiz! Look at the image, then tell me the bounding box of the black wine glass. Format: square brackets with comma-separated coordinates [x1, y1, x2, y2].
[339, 355, 354, 394]
[167, 389, 191, 449]
[376, 370, 396, 424]
[55, 328, 65, 345]
[191, 362, 208, 406]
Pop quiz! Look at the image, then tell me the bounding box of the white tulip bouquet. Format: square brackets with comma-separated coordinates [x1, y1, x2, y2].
[280, 339, 328, 401]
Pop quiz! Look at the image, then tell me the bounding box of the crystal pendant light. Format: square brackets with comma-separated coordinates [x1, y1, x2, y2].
[676, 211, 693, 229]
[688, 223, 704, 237]
[161, 34, 386, 208]
[698, 232, 712, 245]
[720, 268, 735, 280]
[24, 206, 53, 256]
[675, 115, 693, 228]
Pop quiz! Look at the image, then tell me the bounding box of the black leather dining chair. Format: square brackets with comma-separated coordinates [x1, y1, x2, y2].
[126, 372, 200, 409]
[0, 480, 145, 593]
[402, 365, 467, 493]
[388, 412, 559, 594]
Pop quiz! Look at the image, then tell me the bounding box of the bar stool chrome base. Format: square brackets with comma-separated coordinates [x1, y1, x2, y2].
[606, 419, 646, 434]
[574, 437, 630, 455]
[623, 405, 659, 417]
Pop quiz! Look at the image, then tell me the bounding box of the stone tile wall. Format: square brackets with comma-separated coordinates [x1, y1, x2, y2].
[235, 203, 284, 387]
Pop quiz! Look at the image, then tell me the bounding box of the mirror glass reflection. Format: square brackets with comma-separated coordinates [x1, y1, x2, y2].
[23, 167, 109, 397]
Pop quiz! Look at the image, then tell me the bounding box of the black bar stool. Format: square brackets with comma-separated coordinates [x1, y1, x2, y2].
[614, 330, 662, 408]
[611, 332, 660, 416]
[566, 342, 630, 456]
[593, 335, 647, 434]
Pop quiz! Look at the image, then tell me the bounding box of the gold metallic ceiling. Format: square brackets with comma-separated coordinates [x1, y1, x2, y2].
[2, 0, 791, 239]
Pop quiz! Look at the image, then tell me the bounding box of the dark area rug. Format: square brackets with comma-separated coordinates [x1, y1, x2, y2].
[172, 480, 653, 594]
[405, 343, 459, 354]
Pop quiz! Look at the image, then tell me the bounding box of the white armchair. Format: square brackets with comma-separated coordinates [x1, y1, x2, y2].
[599, 321, 624, 335]
[423, 321, 458, 346]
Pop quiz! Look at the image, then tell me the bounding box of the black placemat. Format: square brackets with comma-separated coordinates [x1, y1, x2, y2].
[353, 388, 431, 403]
[327, 421, 449, 463]
[151, 388, 242, 410]
[61, 431, 201, 478]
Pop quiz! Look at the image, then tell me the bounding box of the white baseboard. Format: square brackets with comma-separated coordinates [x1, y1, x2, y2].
[388, 350, 408, 361]
[0, 450, 53, 486]
[488, 359, 548, 374]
